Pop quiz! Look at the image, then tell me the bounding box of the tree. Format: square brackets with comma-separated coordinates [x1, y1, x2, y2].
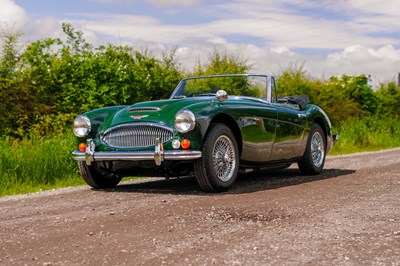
[191, 49, 252, 76]
[338, 75, 380, 114]
[275, 63, 313, 97]
[0, 29, 21, 78]
[376, 81, 400, 117]
[189, 50, 258, 96]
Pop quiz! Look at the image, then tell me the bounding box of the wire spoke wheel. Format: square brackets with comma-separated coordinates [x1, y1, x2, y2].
[212, 135, 236, 182]
[311, 132, 325, 168]
[194, 123, 239, 192]
[298, 123, 326, 175]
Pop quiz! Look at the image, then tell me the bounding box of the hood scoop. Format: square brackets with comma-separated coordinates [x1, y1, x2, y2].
[126, 107, 161, 113]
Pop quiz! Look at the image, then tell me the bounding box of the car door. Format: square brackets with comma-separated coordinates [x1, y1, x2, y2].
[269, 104, 308, 161]
[238, 103, 277, 164]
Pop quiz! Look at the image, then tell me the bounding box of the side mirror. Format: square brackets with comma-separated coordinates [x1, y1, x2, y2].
[215, 90, 228, 102]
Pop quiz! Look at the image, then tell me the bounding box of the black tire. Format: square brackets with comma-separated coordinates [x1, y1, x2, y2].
[78, 161, 122, 189]
[194, 123, 239, 192]
[298, 123, 326, 175]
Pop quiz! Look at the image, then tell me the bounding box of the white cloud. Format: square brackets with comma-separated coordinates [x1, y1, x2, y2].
[321, 45, 400, 83]
[0, 0, 62, 44]
[1, 0, 399, 86]
[73, 0, 400, 51]
[174, 40, 400, 87]
[92, 0, 201, 7]
[147, 0, 200, 7]
[0, 0, 29, 29]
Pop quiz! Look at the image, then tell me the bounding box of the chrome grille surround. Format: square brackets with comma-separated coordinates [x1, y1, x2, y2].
[101, 123, 174, 148]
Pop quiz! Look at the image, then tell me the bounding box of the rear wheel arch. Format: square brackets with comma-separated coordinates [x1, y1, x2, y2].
[313, 117, 328, 145]
[298, 122, 326, 175]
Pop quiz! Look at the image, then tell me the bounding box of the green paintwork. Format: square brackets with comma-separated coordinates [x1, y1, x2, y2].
[77, 94, 333, 165]
[74, 73, 336, 169]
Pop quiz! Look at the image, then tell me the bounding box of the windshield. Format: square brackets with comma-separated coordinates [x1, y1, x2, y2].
[170, 75, 269, 99]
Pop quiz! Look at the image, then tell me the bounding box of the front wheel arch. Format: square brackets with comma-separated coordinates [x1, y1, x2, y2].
[194, 123, 240, 192]
[206, 113, 243, 157]
[78, 162, 122, 189]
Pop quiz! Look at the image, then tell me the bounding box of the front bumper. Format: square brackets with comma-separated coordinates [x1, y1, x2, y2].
[72, 139, 202, 166]
[72, 150, 202, 164]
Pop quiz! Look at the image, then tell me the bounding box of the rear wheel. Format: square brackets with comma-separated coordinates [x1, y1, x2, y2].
[298, 123, 326, 175]
[194, 124, 239, 192]
[78, 162, 122, 188]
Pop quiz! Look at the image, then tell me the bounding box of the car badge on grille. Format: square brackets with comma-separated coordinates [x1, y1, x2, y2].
[131, 115, 149, 120]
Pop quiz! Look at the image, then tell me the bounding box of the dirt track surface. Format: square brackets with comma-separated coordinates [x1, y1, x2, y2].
[1, 149, 400, 265]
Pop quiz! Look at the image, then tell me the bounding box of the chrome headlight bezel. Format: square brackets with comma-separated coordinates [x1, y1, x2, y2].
[174, 110, 196, 133]
[73, 115, 91, 137]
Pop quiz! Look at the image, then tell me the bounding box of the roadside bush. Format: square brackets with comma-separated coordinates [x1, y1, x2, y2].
[331, 115, 400, 154]
[0, 23, 182, 138]
[1, 24, 400, 196]
[0, 133, 82, 196]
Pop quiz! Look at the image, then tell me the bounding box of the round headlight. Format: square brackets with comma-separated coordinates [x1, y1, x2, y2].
[73, 115, 91, 137]
[174, 110, 195, 133]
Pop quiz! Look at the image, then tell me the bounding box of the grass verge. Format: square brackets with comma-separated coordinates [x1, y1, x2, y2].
[0, 133, 84, 197]
[330, 116, 400, 155]
[1, 115, 399, 197]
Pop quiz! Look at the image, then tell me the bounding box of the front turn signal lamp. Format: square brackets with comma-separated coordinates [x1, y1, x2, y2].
[181, 139, 190, 149]
[78, 143, 87, 152]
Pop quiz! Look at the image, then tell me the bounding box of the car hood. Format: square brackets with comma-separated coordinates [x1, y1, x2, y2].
[108, 97, 212, 128]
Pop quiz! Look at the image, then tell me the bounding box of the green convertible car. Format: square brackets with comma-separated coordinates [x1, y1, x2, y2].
[72, 74, 338, 192]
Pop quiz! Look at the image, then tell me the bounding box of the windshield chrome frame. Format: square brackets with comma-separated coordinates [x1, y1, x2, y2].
[170, 74, 273, 103]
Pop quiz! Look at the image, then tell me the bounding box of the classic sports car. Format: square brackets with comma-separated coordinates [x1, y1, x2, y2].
[72, 74, 338, 192]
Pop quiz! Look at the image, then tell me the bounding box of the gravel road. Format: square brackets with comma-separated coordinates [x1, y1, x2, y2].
[1, 149, 400, 265]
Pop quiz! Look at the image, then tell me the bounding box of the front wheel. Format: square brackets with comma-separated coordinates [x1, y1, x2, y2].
[78, 162, 122, 188]
[298, 123, 326, 175]
[194, 123, 239, 192]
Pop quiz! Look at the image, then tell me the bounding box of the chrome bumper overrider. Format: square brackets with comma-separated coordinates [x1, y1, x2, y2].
[72, 139, 202, 166]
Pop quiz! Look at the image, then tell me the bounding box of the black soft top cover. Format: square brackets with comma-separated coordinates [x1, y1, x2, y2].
[278, 95, 310, 110]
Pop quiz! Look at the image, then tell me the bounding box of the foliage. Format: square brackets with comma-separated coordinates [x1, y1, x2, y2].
[331, 115, 400, 155]
[329, 75, 380, 114]
[2, 24, 398, 136]
[191, 49, 252, 76]
[275, 64, 391, 127]
[0, 23, 182, 138]
[0, 28, 21, 78]
[276, 63, 313, 96]
[1, 24, 400, 197]
[0, 133, 84, 197]
[376, 81, 400, 117]
[189, 50, 259, 96]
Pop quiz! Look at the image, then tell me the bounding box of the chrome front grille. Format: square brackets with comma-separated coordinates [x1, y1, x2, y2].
[102, 123, 173, 148]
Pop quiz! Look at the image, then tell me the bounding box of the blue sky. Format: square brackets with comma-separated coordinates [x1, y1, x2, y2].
[1, 0, 400, 85]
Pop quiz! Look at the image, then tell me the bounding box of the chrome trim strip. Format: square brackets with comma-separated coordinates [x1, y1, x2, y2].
[72, 150, 202, 162]
[170, 74, 273, 103]
[126, 107, 161, 113]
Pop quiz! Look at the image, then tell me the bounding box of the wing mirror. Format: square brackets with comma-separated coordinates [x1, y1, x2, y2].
[215, 90, 228, 102]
